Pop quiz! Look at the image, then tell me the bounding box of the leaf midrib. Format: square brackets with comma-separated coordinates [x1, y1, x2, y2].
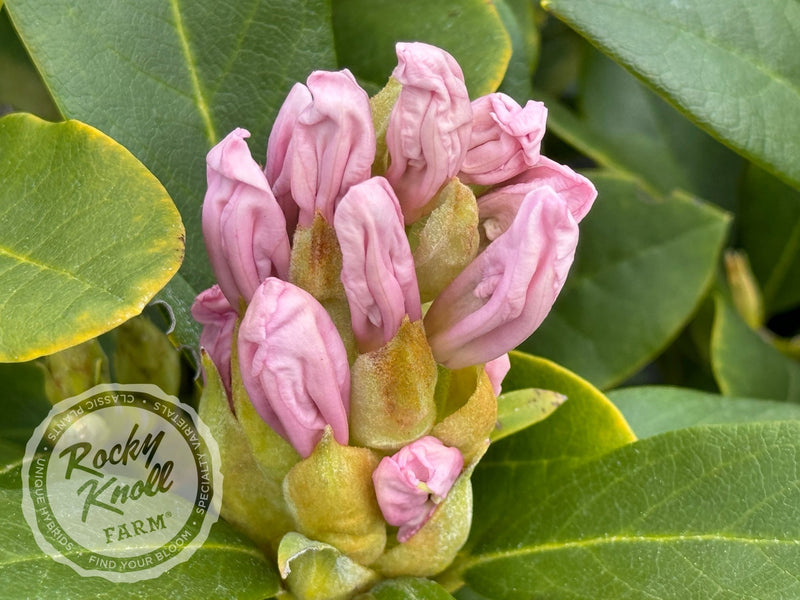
[0, 244, 125, 303]
[0, 537, 269, 570]
[168, 0, 217, 146]
[466, 532, 800, 570]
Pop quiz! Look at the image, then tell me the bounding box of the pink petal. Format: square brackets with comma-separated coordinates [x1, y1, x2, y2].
[266, 82, 313, 233]
[334, 177, 422, 352]
[191, 285, 238, 396]
[484, 353, 511, 397]
[237, 278, 350, 457]
[372, 436, 463, 542]
[459, 93, 547, 185]
[508, 155, 597, 223]
[385, 42, 472, 224]
[203, 128, 290, 306]
[268, 70, 375, 228]
[425, 188, 579, 369]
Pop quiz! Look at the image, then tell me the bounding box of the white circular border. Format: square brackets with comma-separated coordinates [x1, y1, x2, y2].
[21, 383, 223, 583]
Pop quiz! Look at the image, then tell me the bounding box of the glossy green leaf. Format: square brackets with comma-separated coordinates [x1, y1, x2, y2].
[521, 172, 730, 389]
[465, 352, 634, 552]
[0, 113, 184, 362]
[5, 0, 336, 292]
[495, 0, 539, 104]
[462, 421, 800, 599]
[711, 295, 800, 402]
[0, 8, 58, 120]
[331, 0, 511, 98]
[738, 165, 800, 314]
[609, 385, 800, 439]
[543, 0, 800, 190]
[0, 442, 280, 599]
[491, 388, 566, 443]
[541, 50, 744, 209]
[363, 577, 455, 600]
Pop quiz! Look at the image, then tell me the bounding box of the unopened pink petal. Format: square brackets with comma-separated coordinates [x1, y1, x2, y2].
[191, 285, 237, 395]
[510, 155, 597, 223]
[372, 436, 463, 542]
[425, 188, 579, 369]
[266, 83, 313, 233]
[268, 70, 375, 228]
[335, 177, 422, 352]
[476, 156, 597, 246]
[460, 93, 547, 185]
[485, 353, 511, 397]
[204, 128, 290, 307]
[385, 42, 472, 224]
[237, 278, 350, 457]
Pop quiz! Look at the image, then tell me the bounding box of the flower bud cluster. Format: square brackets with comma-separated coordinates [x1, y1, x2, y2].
[192, 42, 596, 586]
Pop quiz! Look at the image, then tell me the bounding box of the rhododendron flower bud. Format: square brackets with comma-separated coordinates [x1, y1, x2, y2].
[385, 42, 472, 224]
[267, 70, 375, 228]
[203, 128, 290, 307]
[485, 353, 511, 397]
[372, 436, 463, 543]
[459, 93, 547, 185]
[425, 187, 579, 369]
[334, 177, 421, 353]
[237, 278, 350, 458]
[191, 285, 237, 395]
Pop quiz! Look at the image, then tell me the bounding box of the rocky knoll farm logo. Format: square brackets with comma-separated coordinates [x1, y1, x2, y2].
[21, 384, 222, 582]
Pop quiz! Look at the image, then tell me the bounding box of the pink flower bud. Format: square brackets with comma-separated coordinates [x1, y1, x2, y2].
[334, 177, 422, 353]
[266, 70, 376, 228]
[203, 128, 291, 307]
[191, 285, 237, 395]
[424, 187, 579, 369]
[266, 82, 313, 233]
[459, 93, 547, 185]
[237, 278, 350, 458]
[385, 42, 472, 224]
[476, 156, 597, 244]
[372, 436, 463, 543]
[484, 353, 511, 397]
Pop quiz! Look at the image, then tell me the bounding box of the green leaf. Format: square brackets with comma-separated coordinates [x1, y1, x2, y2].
[0, 8, 58, 120]
[0, 361, 50, 446]
[0, 442, 280, 599]
[0, 113, 184, 362]
[5, 0, 337, 292]
[738, 165, 800, 314]
[152, 273, 202, 366]
[491, 388, 566, 443]
[331, 0, 511, 98]
[463, 421, 800, 599]
[609, 385, 800, 439]
[364, 577, 455, 600]
[711, 295, 800, 402]
[278, 532, 379, 599]
[465, 352, 634, 551]
[521, 172, 730, 389]
[543, 0, 800, 190]
[540, 49, 744, 209]
[495, 0, 539, 104]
